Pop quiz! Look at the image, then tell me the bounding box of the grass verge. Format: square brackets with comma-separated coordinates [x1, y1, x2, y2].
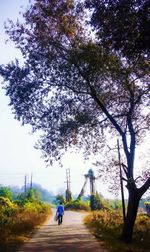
[84, 209, 150, 252]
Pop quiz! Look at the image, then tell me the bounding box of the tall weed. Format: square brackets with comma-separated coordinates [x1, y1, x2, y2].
[85, 210, 150, 252]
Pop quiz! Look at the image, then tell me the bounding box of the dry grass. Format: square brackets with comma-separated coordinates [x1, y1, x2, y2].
[84, 210, 150, 252]
[0, 202, 52, 252]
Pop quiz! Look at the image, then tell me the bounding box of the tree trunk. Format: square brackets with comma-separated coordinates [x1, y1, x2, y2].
[121, 188, 140, 243]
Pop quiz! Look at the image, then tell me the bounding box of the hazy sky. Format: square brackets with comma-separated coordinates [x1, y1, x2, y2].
[0, 1, 149, 199]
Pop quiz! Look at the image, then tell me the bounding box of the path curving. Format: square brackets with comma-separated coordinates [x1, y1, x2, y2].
[18, 209, 108, 252]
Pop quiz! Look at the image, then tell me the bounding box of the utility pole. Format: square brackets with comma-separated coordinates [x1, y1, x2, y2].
[65, 168, 72, 202]
[24, 174, 27, 197]
[30, 173, 33, 189]
[117, 139, 126, 223]
[88, 169, 96, 210]
[66, 168, 71, 191]
[88, 169, 96, 195]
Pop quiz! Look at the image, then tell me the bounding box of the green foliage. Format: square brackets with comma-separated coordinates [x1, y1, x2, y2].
[24, 201, 46, 215]
[7, 183, 55, 203]
[65, 200, 90, 211]
[85, 210, 150, 252]
[13, 202, 50, 234]
[15, 188, 44, 206]
[0, 187, 52, 251]
[55, 194, 66, 204]
[0, 196, 14, 208]
[90, 193, 122, 211]
[27, 183, 55, 203]
[109, 199, 122, 210]
[26, 188, 42, 202]
[0, 186, 13, 200]
[0, 197, 17, 230]
[0, 200, 51, 251]
[92, 192, 106, 210]
[144, 201, 150, 206]
[15, 192, 26, 206]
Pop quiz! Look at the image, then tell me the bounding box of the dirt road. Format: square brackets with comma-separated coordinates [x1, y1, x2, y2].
[18, 209, 108, 252]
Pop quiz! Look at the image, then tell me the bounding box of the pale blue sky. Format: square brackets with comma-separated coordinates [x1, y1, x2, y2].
[0, 1, 149, 198]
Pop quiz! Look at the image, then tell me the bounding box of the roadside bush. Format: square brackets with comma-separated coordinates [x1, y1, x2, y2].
[85, 209, 122, 232]
[55, 194, 66, 204]
[0, 186, 13, 200]
[0, 197, 17, 232]
[15, 189, 42, 206]
[0, 196, 14, 208]
[65, 200, 90, 211]
[85, 210, 150, 252]
[0, 200, 52, 251]
[11, 202, 51, 234]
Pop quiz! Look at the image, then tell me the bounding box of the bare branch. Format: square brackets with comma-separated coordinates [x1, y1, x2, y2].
[122, 177, 128, 182]
[138, 177, 150, 197]
[121, 163, 128, 176]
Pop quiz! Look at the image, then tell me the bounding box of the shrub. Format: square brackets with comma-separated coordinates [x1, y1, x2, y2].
[11, 202, 51, 234]
[0, 186, 13, 200]
[0, 197, 17, 219]
[65, 200, 90, 211]
[0, 196, 14, 207]
[0, 198, 17, 234]
[85, 210, 150, 252]
[0, 200, 51, 251]
[55, 194, 66, 204]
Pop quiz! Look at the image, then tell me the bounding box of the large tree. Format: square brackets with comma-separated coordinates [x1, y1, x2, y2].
[0, 0, 149, 243]
[85, 0, 150, 56]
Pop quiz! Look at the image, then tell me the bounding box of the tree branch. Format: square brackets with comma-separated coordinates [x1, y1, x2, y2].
[73, 60, 124, 136]
[121, 163, 128, 176]
[61, 83, 91, 96]
[138, 177, 150, 197]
